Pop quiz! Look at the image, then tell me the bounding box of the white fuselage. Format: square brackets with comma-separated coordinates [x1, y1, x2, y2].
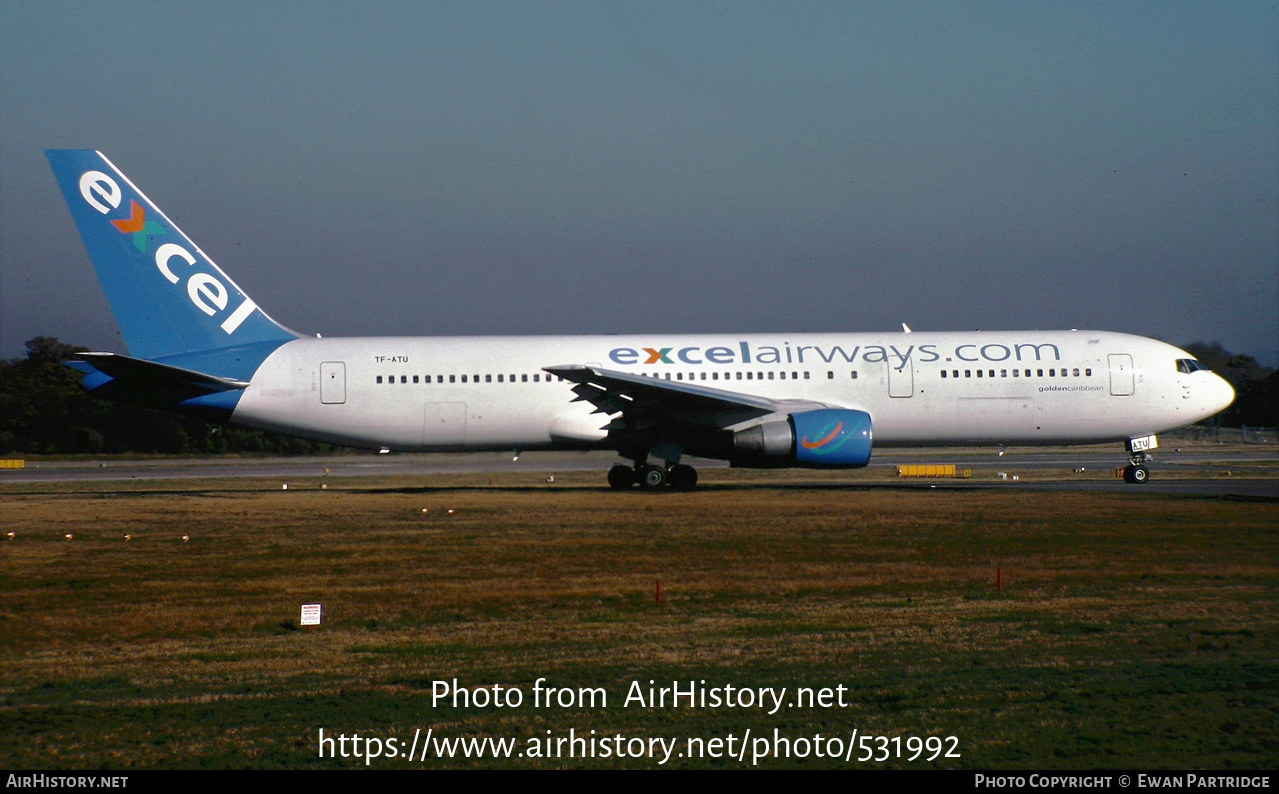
[229, 330, 1235, 453]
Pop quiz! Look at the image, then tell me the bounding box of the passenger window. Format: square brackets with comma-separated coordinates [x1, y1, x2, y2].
[851, 371, 859, 379]
[977, 370, 983, 378]
[1085, 368, 1092, 376]
[768, 372, 774, 380]
[413, 375, 419, 383]
[376, 376, 383, 384]
[485, 375, 492, 383]
[449, 375, 456, 383]
[941, 371, 948, 378]
[965, 370, 971, 378]
[827, 371, 834, 380]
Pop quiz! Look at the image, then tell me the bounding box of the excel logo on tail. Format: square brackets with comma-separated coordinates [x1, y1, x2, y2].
[78, 170, 259, 335]
[109, 199, 165, 249]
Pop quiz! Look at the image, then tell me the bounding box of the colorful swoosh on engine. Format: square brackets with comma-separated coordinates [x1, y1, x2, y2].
[799, 420, 845, 452]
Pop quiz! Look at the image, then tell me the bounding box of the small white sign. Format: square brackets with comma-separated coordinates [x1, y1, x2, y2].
[1129, 434, 1159, 453]
[300, 603, 322, 626]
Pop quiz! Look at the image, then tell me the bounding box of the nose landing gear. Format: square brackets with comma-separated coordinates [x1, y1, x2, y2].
[1122, 435, 1157, 484]
[1122, 461, 1150, 484]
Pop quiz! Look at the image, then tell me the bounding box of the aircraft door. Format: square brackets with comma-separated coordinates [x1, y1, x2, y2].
[423, 402, 467, 445]
[888, 360, 914, 398]
[320, 362, 346, 404]
[1108, 354, 1134, 396]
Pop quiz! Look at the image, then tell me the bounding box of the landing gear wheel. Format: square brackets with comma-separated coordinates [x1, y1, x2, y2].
[638, 465, 667, 489]
[669, 464, 698, 491]
[1122, 464, 1150, 484]
[607, 464, 636, 490]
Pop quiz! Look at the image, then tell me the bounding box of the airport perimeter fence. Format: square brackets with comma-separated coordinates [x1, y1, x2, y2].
[1239, 426, 1278, 443]
[1170, 425, 1277, 444]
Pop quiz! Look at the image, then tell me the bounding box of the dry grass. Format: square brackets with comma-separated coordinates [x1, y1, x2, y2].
[0, 471, 1275, 768]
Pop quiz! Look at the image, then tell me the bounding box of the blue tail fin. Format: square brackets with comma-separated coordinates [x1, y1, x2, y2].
[46, 150, 298, 374]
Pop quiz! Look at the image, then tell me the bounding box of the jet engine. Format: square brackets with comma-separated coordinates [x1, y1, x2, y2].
[731, 408, 872, 468]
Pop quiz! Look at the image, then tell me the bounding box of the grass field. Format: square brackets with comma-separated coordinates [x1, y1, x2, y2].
[0, 470, 1275, 768]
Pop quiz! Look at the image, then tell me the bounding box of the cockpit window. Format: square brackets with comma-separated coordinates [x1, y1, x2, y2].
[1176, 359, 1206, 374]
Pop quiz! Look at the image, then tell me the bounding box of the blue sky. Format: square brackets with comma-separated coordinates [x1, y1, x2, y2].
[2, 1, 1275, 363]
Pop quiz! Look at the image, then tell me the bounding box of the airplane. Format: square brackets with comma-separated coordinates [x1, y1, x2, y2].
[45, 150, 1235, 489]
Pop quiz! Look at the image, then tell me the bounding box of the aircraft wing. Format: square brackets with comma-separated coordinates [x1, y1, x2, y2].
[544, 363, 833, 431]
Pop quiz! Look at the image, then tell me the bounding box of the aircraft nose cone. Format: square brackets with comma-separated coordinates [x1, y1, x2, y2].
[1209, 374, 1236, 415]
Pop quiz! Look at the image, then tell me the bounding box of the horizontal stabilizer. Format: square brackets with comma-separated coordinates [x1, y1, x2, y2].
[76, 352, 250, 391]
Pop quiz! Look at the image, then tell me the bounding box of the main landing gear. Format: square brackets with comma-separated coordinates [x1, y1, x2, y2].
[607, 462, 699, 491]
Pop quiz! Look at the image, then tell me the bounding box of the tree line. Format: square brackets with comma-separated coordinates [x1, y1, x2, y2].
[0, 336, 1274, 456]
[0, 338, 327, 455]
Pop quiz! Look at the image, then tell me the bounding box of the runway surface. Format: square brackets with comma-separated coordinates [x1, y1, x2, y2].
[3, 446, 1275, 498]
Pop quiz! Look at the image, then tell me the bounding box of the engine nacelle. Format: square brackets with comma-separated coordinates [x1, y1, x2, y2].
[731, 408, 872, 468]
